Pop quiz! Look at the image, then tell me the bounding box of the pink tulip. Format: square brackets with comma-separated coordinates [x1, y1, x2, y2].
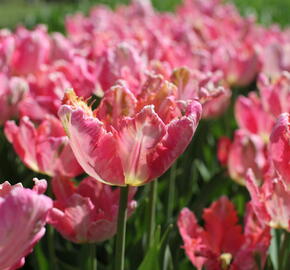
[0, 73, 28, 124]
[0, 179, 52, 270]
[55, 56, 98, 98]
[48, 176, 136, 243]
[258, 72, 290, 118]
[0, 29, 15, 71]
[18, 65, 71, 121]
[269, 113, 290, 186]
[170, 67, 231, 118]
[97, 43, 146, 95]
[235, 93, 274, 139]
[59, 81, 201, 186]
[224, 43, 260, 87]
[11, 25, 50, 75]
[50, 32, 74, 62]
[5, 116, 83, 178]
[227, 130, 268, 185]
[177, 197, 270, 270]
[246, 169, 290, 231]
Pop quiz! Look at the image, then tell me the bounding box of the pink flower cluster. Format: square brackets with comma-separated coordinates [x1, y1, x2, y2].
[218, 73, 290, 185]
[0, 0, 290, 269]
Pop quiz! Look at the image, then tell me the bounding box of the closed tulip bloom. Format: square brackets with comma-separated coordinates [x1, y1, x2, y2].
[269, 113, 290, 187]
[59, 78, 201, 186]
[177, 197, 270, 270]
[0, 179, 52, 270]
[48, 176, 137, 243]
[5, 115, 83, 178]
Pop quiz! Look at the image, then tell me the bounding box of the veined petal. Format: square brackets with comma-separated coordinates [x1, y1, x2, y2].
[0, 185, 52, 270]
[59, 106, 125, 186]
[4, 117, 39, 172]
[178, 208, 205, 270]
[116, 105, 166, 186]
[148, 100, 201, 181]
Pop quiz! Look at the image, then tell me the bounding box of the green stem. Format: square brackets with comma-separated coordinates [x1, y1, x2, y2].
[279, 230, 290, 270]
[89, 244, 97, 270]
[147, 180, 158, 248]
[166, 161, 177, 223]
[48, 225, 58, 270]
[91, 244, 97, 270]
[114, 185, 129, 270]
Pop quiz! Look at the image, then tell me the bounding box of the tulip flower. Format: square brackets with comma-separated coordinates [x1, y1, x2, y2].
[235, 93, 274, 140]
[269, 113, 290, 187]
[246, 169, 290, 230]
[59, 79, 201, 186]
[178, 197, 270, 270]
[227, 130, 268, 185]
[258, 72, 290, 118]
[5, 115, 83, 178]
[11, 25, 50, 75]
[0, 73, 28, 124]
[0, 179, 52, 270]
[48, 176, 137, 243]
[170, 67, 231, 118]
[18, 66, 71, 121]
[98, 43, 146, 95]
[0, 29, 15, 71]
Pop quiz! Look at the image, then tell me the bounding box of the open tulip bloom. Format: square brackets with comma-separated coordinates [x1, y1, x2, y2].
[5, 115, 83, 178]
[59, 77, 202, 186]
[48, 176, 137, 243]
[178, 197, 270, 270]
[0, 179, 52, 270]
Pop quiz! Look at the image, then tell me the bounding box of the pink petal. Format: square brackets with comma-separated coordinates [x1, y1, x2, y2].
[148, 100, 201, 181]
[116, 105, 166, 186]
[270, 113, 290, 186]
[59, 106, 125, 185]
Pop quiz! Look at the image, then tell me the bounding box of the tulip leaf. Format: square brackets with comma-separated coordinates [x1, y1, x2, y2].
[162, 245, 173, 270]
[138, 225, 173, 270]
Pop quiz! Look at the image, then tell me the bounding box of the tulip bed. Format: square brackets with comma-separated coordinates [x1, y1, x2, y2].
[0, 0, 289, 270]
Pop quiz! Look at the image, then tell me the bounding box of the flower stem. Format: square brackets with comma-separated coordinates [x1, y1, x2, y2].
[114, 185, 129, 270]
[48, 225, 58, 270]
[279, 230, 290, 270]
[166, 161, 177, 223]
[88, 244, 97, 270]
[147, 180, 158, 248]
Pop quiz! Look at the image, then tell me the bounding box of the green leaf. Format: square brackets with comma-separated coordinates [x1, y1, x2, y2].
[162, 245, 173, 270]
[138, 226, 161, 270]
[138, 225, 173, 270]
[34, 243, 49, 270]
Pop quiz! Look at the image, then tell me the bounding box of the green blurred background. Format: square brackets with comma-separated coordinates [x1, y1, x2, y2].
[0, 0, 289, 32]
